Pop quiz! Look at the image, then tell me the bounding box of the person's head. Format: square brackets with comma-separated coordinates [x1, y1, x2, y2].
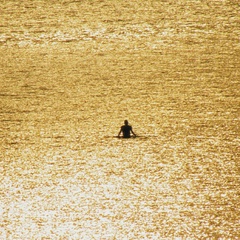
[124, 120, 128, 125]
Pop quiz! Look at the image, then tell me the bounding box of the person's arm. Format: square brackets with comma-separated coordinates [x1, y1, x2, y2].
[118, 128, 122, 137]
[131, 128, 136, 137]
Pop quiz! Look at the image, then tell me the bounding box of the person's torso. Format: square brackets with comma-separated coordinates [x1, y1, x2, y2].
[121, 125, 132, 138]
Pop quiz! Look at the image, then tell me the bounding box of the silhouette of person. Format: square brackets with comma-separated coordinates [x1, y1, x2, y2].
[118, 120, 136, 138]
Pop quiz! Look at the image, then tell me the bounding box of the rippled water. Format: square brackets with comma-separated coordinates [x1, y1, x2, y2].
[1, 0, 239, 239]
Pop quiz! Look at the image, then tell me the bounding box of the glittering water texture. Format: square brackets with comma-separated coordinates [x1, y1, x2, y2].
[1, 0, 239, 239]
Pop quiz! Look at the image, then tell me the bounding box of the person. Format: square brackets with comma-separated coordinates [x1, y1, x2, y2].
[118, 120, 136, 138]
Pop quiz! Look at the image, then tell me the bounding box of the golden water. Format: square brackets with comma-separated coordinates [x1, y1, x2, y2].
[1, 0, 239, 239]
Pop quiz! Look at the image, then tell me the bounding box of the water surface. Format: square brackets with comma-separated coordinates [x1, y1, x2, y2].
[1, 0, 239, 239]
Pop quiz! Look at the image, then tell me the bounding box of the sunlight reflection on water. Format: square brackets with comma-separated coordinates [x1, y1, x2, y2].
[1, 0, 239, 239]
